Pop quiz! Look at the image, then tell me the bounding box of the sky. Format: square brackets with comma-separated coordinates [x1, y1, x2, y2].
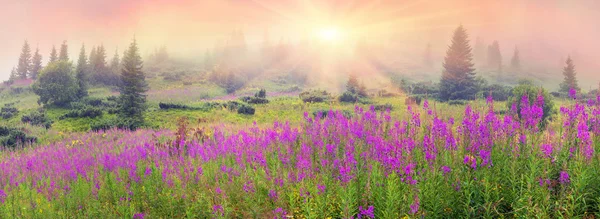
[1, 0, 599, 87]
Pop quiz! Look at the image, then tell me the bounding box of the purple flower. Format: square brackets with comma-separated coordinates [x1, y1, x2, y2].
[559, 171, 570, 185]
[569, 88, 577, 99]
[268, 189, 278, 201]
[133, 213, 145, 219]
[409, 196, 420, 214]
[213, 205, 224, 216]
[358, 205, 375, 219]
[441, 166, 451, 176]
[0, 189, 6, 204]
[317, 184, 326, 195]
[273, 207, 287, 219]
[540, 144, 553, 158]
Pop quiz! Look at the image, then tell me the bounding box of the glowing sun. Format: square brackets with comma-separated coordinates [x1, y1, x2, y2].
[316, 27, 345, 43]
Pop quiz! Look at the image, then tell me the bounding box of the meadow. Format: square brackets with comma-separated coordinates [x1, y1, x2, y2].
[0, 88, 598, 218]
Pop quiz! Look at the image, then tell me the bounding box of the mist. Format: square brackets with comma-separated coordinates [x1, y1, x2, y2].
[1, 0, 599, 89]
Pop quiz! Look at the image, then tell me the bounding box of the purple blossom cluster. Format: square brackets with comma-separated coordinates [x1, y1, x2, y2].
[0, 94, 598, 217]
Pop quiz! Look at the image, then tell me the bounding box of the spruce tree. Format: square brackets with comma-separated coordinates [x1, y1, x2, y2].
[559, 56, 580, 93]
[59, 41, 69, 61]
[75, 45, 88, 98]
[118, 38, 148, 129]
[16, 40, 32, 79]
[510, 47, 521, 71]
[8, 67, 17, 83]
[49, 46, 58, 63]
[30, 47, 43, 79]
[110, 49, 120, 73]
[439, 25, 478, 101]
[424, 43, 434, 68]
[487, 40, 502, 70]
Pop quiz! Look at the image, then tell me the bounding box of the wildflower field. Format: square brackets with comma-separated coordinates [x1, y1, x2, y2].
[0, 94, 599, 218]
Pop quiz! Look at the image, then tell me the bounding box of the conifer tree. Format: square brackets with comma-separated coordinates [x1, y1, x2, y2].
[59, 41, 69, 61]
[49, 46, 58, 63]
[487, 40, 502, 70]
[75, 45, 88, 98]
[559, 56, 580, 93]
[439, 25, 479, 101]
[110, 49, 120, 73]
[510, 46, 521, 71]
[424, 43, 434, 68]
[30, 47, 43, 79]
[473, 37, 486, 65]
[118, 38, 148, 129]
[16, 40, 32, 79]
[8, 67, 17, 83]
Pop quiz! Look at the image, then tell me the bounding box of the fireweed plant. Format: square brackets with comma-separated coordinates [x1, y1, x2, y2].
[0, 93, 599, 218]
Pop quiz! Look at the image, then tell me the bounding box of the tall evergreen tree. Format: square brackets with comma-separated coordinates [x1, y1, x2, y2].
[93, 45, 107, 69]
[30, 47, 43, 79]
[8, 67, 17, 83]
[487, 40, 502, 70]
[510, 46, 521, 71]
[118, 38, 148, 129]
[75, 45, 88, 98]
[110, 49, 120, 73]
[559, 56, 580, 93]
[16, 40, 32, 79]
[473, 37, 486, 65]
[439, 25, 479, 101]
[49, 46, 58, 63]
[59, 41, 69, 61]
[424, 43, 434, 68]
[89, 47, 98, 67]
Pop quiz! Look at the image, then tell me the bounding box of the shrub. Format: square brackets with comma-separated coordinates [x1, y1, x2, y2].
[312, 109, 352, 119]
[225, 101, 243, 111]
[373, 104, 393, 111]
[159, 102, 190, 110]
[478, 84, 512, 101]
[448, 100, 467, 105]
[506, 80, 555, 127]
[0, 126, 37, 147]
[90, 117, 145, 131]
[299, 90, 332, 103]
[82, 97, 104, 107]
[21, 109, 53, 129]
[339, 92, 359, 103]
[32, 61, 79, 107]
[255, 89, 267, 98]
[405, 95, 423, 105]
[10, 87, 26, 95]
[1, 104, 18, 119]
[60, 106, 103, 119]
[237, 105, 255, 115]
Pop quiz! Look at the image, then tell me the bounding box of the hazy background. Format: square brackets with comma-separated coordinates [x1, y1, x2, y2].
[1, 0, 599, 89]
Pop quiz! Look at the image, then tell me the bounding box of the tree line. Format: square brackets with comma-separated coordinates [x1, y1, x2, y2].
[7, 38, 148, 129]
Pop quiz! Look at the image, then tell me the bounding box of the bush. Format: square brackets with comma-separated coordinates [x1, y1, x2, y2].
[405, 95, 423, 105]
[60, 106, 103, 119]
[448, 100, 467, 105]
[1, 104, 18, 119]
[159, 102, 190, 110]
[373, 104, 394, 111]
[0, 126, 37, 147]
[224, 101, 243, 111]
[312, 109, 352, 119]
[21, 109, 53, 129]
[478, 84, 512, 101]
[32, 61, 79, 107]
[237, 105, 255, 115]
[506, 80, 555, 127]
[91, 117, 145, 131]
[299, 90, 332, 103]
[255, 89, 266, 98]
[10, 87, 26, 95]
[339, 92, 359, 103]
